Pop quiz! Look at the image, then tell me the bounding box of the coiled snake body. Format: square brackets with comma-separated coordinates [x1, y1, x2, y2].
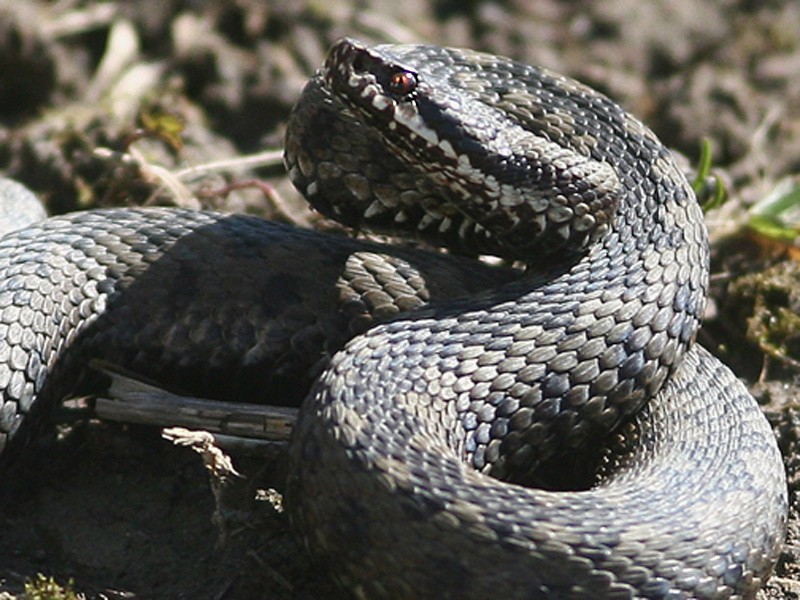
[0, 39, 788, 598]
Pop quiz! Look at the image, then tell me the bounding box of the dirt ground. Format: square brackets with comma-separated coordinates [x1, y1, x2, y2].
[1, 0, 800, 598]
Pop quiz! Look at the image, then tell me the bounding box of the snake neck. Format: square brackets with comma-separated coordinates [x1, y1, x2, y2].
[286, 39, 710, 481]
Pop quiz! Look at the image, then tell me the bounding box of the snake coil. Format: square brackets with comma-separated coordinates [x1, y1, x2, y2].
[283, 39, 787, 599]
[0, 39, 788, 599]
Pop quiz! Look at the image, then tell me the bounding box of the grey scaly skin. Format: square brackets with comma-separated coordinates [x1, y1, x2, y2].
[0, 36, 788, 599]
[284, 39, 787, 598]
[0, 195, 515, 455]
[0, 178, 47, 234]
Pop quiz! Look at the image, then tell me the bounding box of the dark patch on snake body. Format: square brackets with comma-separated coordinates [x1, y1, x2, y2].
[0, 206, 514, 453]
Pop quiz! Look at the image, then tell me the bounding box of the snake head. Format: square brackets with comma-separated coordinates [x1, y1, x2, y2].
[285, 38, 625, 263]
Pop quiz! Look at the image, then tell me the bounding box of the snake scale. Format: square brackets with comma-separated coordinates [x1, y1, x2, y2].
[0, 38, 789, 599]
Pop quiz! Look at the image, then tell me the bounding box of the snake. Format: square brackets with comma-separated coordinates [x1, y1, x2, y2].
[0, 38, 789, 599]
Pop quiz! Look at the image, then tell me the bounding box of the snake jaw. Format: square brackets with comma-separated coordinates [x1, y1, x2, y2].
[293, 38, 624, 263]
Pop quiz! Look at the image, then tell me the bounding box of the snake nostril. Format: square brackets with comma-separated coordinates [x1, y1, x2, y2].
[351, 52, 369, 74]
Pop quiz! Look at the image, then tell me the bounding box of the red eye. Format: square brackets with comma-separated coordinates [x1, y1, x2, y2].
[388, 71, 417, 96]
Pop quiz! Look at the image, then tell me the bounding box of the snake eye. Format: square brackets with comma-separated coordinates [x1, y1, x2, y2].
[387, 70, 417, 97]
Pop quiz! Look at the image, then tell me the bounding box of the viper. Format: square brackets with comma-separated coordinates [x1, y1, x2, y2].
[0, 39, 788, 599]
